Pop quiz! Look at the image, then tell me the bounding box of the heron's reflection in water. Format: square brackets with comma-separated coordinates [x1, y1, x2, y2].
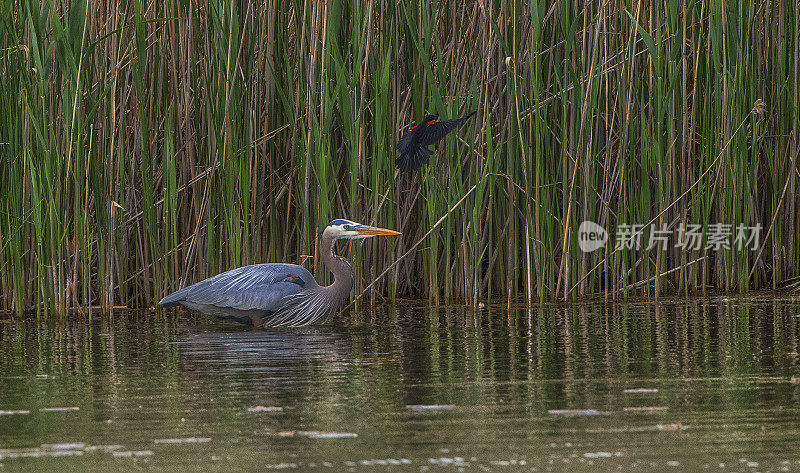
[177, 327, 353, 369]
[173, 327, 358, 410]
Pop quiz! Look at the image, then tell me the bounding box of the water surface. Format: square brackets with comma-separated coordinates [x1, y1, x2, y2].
[2, 296, 800, 471]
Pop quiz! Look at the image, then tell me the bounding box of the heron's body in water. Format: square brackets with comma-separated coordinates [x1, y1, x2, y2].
[158, 219, 400, 327]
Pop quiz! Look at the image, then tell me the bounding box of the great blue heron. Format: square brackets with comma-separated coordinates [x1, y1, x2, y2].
[396, 110, 476, 172]
[158, 219, 400, 327]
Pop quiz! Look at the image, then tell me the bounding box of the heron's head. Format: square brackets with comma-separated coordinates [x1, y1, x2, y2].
[423, 114, 438, 123]
[325, 219, 401, 240]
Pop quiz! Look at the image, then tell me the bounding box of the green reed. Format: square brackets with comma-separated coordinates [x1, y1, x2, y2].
[0, 0, 798, 316]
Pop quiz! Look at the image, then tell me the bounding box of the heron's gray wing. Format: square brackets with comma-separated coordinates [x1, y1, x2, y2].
[159, 263, 317, 311]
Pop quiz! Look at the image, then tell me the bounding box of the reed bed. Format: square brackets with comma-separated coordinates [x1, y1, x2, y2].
[0, 0, 798, 316]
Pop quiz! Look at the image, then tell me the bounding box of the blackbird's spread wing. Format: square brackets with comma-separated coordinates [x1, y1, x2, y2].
[418, 111, 476, 146]
[418, 118, 465, 146]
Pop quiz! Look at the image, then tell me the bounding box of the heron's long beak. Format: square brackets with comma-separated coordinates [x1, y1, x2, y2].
[354, 225, 401, 236]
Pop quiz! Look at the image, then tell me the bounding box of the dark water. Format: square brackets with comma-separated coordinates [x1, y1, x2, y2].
[2, 296, 800, 472]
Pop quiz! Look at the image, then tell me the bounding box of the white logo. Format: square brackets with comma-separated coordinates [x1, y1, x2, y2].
[578, 221, 608, 252]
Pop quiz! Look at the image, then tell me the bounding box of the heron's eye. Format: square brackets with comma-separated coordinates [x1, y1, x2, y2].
[343, 225, 351, 230]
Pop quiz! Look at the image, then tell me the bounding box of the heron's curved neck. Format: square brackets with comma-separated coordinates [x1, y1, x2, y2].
[319, 232, 354, 295]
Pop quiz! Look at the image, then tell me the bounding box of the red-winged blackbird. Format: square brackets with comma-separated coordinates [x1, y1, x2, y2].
[396, 111, 476, 172]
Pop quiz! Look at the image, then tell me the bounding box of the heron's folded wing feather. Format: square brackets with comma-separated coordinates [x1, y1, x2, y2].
[159, 264, 316, 311]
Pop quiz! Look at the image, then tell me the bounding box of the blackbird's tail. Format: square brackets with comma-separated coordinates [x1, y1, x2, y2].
[396, 147, 433, 172]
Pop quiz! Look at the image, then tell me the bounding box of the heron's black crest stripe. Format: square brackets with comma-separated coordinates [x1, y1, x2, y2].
[328, 218, 357, 227]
